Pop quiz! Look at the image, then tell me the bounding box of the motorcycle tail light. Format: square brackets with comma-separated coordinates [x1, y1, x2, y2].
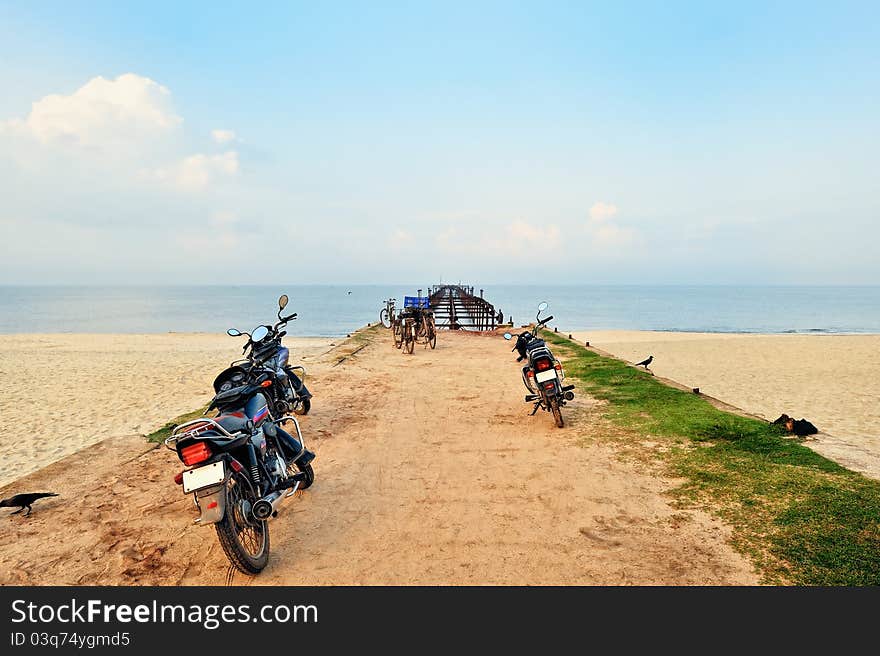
[543, 381, 556, 390]
[535, 359, 552, 371]
[555, 363, 562, 371]
[181, 442, 212, 466]
[260, 380, 272, 387]
[527, 370, 534, 377]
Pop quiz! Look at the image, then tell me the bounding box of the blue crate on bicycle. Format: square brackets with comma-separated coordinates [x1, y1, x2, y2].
[403, 296, 430, 309]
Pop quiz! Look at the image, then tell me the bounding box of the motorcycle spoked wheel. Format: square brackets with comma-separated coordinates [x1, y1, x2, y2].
[286, 458, 315, 490]
[549, 397, 565, 428]
[214, 472, 270, 574]
[283, 377, 311, 416]
[292, 397, 311, 416]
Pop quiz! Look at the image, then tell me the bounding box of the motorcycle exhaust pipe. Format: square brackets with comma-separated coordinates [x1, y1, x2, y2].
[252, 491, 284, 520]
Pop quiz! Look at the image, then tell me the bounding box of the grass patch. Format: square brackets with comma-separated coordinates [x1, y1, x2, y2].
[146, 406, 210, 444]
[542, 330, 880, 585]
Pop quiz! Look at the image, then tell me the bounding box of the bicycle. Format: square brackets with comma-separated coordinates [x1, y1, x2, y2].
[418, 310, 437, 349]
[391, 311, 404, 349]
[379, 298, 396, 329]
[401, 314, 416, 354]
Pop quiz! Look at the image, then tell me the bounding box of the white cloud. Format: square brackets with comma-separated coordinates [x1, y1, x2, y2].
[211, 129, 237, 144]
[1, 73, 181, 147]
[388, 229, 414, 250]
[588, 201, 619, 223]
[435, 220, 561, 257]
[585, 202, 640, 249]
[149, 151, 240, 190]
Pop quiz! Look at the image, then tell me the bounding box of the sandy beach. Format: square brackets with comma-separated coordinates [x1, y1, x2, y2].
[0, 329, 756, 585]
[571, 330, 880, 478]
[0, 334, 335, 488]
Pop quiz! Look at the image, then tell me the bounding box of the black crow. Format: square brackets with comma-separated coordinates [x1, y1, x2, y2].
[1, 492, 58, 516]
[635, 355, 653, 369]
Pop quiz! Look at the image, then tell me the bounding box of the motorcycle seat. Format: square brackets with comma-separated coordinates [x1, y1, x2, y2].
[525, 339, 546, 350]
[528, 346, 554, 362]
[215, 413, 251, 434]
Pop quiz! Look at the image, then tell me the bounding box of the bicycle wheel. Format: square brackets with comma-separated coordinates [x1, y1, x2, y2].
[380, 307, 391, 328]
[392, 319, 403, 349]
[404, 320, 415, 354]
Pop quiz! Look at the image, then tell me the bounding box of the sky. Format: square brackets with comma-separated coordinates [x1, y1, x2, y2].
[1, 1, 878, 285]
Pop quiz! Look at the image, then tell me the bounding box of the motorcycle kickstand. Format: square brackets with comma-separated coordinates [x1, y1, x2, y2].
[530, 401, 542, 416]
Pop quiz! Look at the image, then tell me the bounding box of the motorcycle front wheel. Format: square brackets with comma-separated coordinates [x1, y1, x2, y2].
[214, 472, 270, 574]
[287, 459, 315, 490]
[292, 398, 311, 416]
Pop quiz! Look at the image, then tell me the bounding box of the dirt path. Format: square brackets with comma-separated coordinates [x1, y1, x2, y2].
[0, 329, 758, 585]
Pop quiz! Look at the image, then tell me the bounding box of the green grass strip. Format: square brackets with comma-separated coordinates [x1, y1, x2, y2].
[542, 330, 880, 585]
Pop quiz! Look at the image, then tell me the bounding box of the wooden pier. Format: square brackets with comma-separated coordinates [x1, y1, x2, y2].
[426, 284, 498, 331]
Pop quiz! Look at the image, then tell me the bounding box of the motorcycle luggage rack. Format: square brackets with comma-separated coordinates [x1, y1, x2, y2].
[164, 418, 243, 450]
[276, 415, 304, 444]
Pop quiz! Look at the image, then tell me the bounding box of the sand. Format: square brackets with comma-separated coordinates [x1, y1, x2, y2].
[571, 330, 880, 478]
[0, 334, 335, 488]
[0, 329, 757, 585]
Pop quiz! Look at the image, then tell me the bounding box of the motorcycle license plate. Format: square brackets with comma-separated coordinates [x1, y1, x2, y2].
[183, 461, 225, 493]
[535, 369, 557, 383]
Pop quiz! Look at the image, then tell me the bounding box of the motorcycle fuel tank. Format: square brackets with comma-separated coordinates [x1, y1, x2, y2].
[245, 392, 270, 427]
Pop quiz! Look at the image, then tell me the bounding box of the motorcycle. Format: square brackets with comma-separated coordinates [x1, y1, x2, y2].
[503, 302, 575, 428]
[165, 368, 316, 574]
[216, 294, 312, 417]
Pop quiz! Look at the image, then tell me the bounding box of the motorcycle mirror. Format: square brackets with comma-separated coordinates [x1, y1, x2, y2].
[278, 294, 289, 310]
[252, 325, 270, 342]
[227, 328, 242, 337]
[537, 301, 549, 312]
[503, 333, 513, 340]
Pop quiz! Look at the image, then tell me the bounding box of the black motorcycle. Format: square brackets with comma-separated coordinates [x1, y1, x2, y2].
[165, 371, 316, 574]
[503, 302, 575, 428]
[217, 294, 312, 417]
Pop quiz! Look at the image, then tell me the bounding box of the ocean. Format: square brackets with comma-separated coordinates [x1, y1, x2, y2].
[1, 285, 879, 337]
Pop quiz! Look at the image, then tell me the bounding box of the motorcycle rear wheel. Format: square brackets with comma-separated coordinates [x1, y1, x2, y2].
[215, 473, 270, 574]
[550, 398, 565, 428]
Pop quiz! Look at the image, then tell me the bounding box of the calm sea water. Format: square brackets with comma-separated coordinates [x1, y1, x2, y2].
[1, 285, 879, 336]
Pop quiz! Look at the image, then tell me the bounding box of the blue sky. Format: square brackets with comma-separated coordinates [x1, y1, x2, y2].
[1, 1, 878, 284]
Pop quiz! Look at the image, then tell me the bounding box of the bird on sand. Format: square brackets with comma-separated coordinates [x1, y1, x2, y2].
[1, 492, 58, 516]
[634, 355, 653, 370]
